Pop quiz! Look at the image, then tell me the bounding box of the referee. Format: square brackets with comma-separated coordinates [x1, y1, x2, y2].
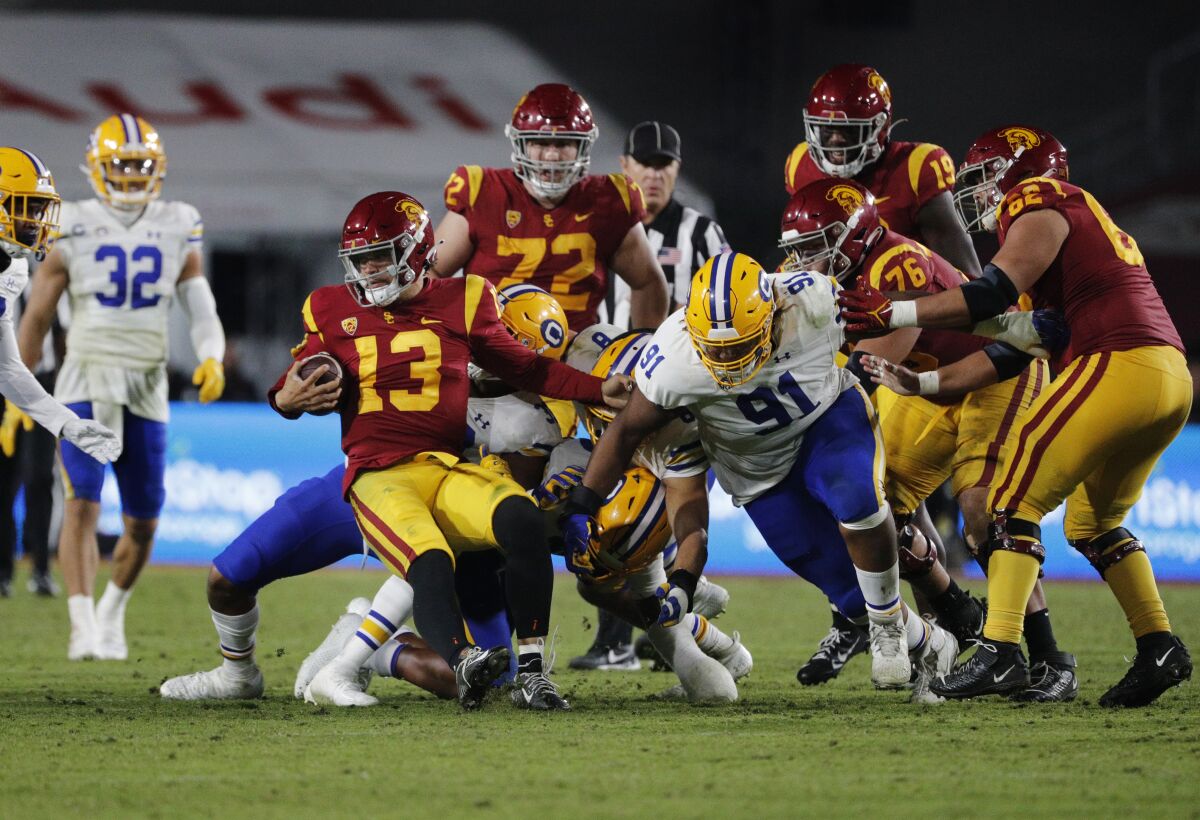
[598, 121, 730, 328]
[575, 121, 730, 672]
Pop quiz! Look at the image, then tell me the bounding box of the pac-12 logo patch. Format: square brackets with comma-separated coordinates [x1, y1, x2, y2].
[341, 317, 358, 335]
[506, 210, 522, 228]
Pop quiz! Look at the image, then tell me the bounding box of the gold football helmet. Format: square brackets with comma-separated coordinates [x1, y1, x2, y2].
[82, 113, 167, 208]
[582, 330, 651, 441]
[497, 283, 569, 359]
[583, 466, 671, 583]
[685, 252, 775, 389]
[0, 147, 61, 260]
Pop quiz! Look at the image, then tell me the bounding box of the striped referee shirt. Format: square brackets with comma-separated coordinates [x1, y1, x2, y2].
[600, 197, 730, 329]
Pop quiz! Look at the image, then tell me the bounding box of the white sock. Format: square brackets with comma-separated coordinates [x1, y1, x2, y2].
[212, 606, 259, 677]
[68, 594, 97, 635]
[339, 577, 413, 669]
[369, 628, 417, 678]
[686, 613, 733, 655]
[855, 563, 904, 625]
[905, 610, 931, 653]
[96, 580, 131, 625]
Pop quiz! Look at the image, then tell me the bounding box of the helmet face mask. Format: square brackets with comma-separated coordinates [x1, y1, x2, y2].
[953, 156, 1008, 233]
[0, 147, 61, 261]
[779, 179, 881, 284]
[780, 225, 845, 279]
[507, 83, 598, 200]
[954, 125, 1070, 234]
[804, 116, 889, 178]
[83, 115, 167, 210]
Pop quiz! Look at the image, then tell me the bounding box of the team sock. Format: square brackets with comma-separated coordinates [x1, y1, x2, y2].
[211, 605, 258, 678]
[1023, 608, 1059, 660]
[347, 576, 414, 665]
[368, 629, 415, 678]
[855, 563, 904, 625]
[96, 580, 131, 628]
[904, 609, 932, 653]
[686, 613, 734, 656]
[1105, 551, 1171, 638]
[518, 642, 543, 675]
[408, 552, 471, 666]
[493, 498, 552, 642]
[982, 550, 1040, 644]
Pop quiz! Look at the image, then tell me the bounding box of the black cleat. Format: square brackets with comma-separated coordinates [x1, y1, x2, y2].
[1099, 635, 1192, 708]
[1011, 651, 1078, 703]
[634, 633, 672, 671]
[511, 671, 571, 711]
[796, 614, 869, 686]
[454, 646, 512, 711]
[931, 640, 1029, 699]
[568, 643, 640, 671]
[937, 594, 987, 646]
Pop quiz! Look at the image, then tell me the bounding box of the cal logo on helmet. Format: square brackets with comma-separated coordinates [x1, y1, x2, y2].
[496, 283, 569, 360]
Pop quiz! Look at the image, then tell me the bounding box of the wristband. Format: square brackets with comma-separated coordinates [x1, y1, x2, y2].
[564, 483, 604, 517]
[917, 370, 941, 396]
[667, 568, 700, 603]
[890, 300, 918, 328]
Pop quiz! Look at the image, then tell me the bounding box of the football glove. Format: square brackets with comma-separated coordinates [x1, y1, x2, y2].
[192, 358, 226, 404]
[837, 284, 894, 335]
[0, 400, 34, 457]
[655, 582, 689, 627]
[974, 309, 1070, 359]
[61, 418, 122, 464]
[559, 511, 600, 576]
[531, 465, 585, 511]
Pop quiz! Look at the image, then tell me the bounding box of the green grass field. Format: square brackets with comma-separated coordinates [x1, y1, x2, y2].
[2, 566, 1198, 818]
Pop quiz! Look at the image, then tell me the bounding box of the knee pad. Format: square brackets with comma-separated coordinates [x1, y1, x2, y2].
[895, 514, 935, 581]
[1069, 527, 1145, 579]
[980, 511, 1046, 565]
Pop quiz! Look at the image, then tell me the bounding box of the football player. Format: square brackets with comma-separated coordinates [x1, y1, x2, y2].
[269, 191, 629, 711]
[431, 83, 669, 331]
[562, 252, 959, 700]
[781, 178, 1077, 701]
[839, 126, 1192, 707]
[0, 149, 119, 471]
[18, 116, 224, 661]
[784, 64, 981, 278]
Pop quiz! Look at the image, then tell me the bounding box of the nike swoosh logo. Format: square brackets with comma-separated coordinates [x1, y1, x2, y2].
[420, 317, 442, 325]
[993, 666, 1013, 682]
[1156, 648, 1175, 667]
[574, 213, 592, 222]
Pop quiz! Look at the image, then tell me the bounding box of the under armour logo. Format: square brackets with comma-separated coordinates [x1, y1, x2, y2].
[472, 413, 490, 429]
[774, 351, 792, 362]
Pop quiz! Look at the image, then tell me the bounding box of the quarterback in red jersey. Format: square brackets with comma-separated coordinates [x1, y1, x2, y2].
[783, 178, 1078, 700]
[840, 126, 1192, 707]
[784, 64, 982, 278]
[432, 83, 669, 331]
[269, 191, 630, 711]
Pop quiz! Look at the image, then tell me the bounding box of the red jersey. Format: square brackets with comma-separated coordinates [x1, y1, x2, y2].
[443, 166, 645, 330]
[996, 178, 1184, 363]
[784, 140, 957, 243]
[269, 276, 605, 494]
[857, 229, 984, 380]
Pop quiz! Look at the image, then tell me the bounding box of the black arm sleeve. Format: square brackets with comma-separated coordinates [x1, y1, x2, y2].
[982, 342, 1034, 382]
[960, 263, 1020, 322]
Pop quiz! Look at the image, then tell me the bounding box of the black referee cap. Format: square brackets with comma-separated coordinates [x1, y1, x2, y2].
[624, 121, 681, 163]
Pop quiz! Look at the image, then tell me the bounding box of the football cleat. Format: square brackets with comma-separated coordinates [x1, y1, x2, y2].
[910, 622, 958, 705]
[93, 612, 127, 661]
[692, 576, 730, 619]
[27, 571, 60, 597]
[511, 671, 571, 711]
[455, 646, 512, 711]
[868, 621, 912, 689]
[294, 597, 372, 700]
[1099, 635, 1191, 708]
[710, 631, 753, 681]
[797, 614, 868, 686]
[1011, 651, 1078, 703]
[931, 640, 1029, 699]
[68, 627, 97, 661]
[305, 661, 379, 707]
[568, 643, 641, 671]
[935, 593, 987, 647]
[160, 665, 264, 701]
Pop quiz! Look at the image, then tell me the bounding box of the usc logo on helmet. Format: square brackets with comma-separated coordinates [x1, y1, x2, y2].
[395, 199, 425, 223]
[867, 71, 891, 103]
[998, 126, 1042, 153]
[825, 184, 865, 216]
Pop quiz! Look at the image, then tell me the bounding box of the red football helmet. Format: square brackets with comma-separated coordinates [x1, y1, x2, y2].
[779, 179, 883, 283]
[803, 64, 893, 179]
[505, 83, 598, 199]
[953, 125, 1069, 233]
[339, 192, 436, 307]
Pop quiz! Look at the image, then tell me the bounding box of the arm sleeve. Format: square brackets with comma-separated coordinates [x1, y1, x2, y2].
[466, 277, 605, 404]
[177, 276, 226, 363]
[0, 312, 75, 435]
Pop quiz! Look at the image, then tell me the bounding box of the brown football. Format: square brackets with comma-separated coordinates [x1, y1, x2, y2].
[297, 352, 343, 386]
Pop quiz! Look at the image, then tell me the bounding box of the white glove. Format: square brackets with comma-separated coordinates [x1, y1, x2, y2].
[62, 419, 123, 464]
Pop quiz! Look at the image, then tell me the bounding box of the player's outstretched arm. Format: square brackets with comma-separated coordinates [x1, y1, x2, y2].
[580, 387, 672, 504]
[429, 212, 474, 278]
[861, 349, 1004, 400]
[915, 191, 982, 279]
[177, 251, 227, 403]
[610, 223, 668, 329]
[17, 246, 68, 370]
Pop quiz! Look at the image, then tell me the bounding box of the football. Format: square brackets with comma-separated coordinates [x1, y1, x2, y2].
[297, 352, 343, 386]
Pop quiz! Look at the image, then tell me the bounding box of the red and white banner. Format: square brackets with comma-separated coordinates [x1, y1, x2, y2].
[0, 15, 709, 235]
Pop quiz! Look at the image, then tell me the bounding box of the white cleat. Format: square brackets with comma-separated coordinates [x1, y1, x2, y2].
[293, 597, 373, 699]
[161, 665, 264, 700]
[692, 576, 730, 619]
[94, 614, 128, 661]
[304, 661, 379, 707]
[911, 621, 958, 704]
[869, 621, 912, 689]
[68, 629, 97, 661]
[650, 683, 687, 700]
[710, 631, 753, 681]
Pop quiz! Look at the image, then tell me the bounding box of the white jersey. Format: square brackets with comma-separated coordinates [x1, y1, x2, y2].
[635, 271, 856, 506]
[53, 198, 203, 421]
[566, 323, 708, 482]
[466, 391, 568, 456]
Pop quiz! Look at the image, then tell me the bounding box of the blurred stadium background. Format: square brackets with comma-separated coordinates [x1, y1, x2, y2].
[0, 1, 1197, 580]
